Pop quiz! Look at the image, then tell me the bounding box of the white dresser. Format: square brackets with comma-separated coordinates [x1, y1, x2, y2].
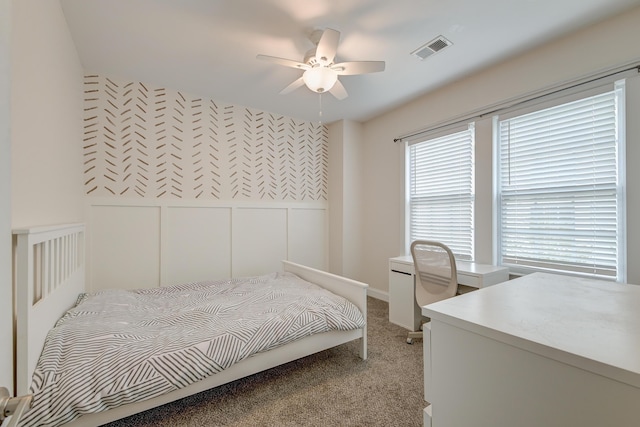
[421, 272, 640, 427]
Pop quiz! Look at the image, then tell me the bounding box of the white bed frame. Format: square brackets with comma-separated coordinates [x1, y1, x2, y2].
[13, 223, 368, 426]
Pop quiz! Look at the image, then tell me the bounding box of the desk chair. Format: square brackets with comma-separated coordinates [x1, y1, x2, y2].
[407, 240, 458, 344]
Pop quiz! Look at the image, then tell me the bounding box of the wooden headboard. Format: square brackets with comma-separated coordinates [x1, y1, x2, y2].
[13, 223, 85, 395]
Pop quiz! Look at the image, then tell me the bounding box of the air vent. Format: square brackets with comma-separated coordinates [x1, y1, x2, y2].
[411, 36, 452, 60]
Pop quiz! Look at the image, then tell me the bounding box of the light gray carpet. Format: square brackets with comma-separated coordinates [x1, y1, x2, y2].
[103, 297, 425, 427]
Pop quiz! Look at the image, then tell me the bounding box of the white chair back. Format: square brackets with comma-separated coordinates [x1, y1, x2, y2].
[410, 240, 458, 307]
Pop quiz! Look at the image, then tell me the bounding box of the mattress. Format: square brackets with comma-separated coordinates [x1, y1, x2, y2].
[22, 272, 365, 427]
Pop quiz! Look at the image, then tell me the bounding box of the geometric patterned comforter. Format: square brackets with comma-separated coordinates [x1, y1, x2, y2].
[21, 272, 366, 427]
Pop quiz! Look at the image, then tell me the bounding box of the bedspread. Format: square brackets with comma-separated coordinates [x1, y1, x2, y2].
[21, 272, 365, 427]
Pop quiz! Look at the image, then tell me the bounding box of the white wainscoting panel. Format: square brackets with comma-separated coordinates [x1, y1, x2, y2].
[87, 200, 326, 291]
[232, 207, 288, 278]
[165, 207, 232, 286]
[288, 208, 327, 270]
[90, 205, 160, 291]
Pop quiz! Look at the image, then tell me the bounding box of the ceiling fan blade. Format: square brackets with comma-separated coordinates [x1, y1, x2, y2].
[332, 61, 385, 75]
[279, 77, 305, 95]
[316, 28, 340, 65]
[329, 79, 348, 100]
[256, 54, 309, 70]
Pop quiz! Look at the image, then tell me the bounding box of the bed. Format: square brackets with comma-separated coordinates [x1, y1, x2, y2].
[13, 223, 368, 427]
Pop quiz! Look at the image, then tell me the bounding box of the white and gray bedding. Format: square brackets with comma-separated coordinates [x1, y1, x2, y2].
[22, 272, 365, 427]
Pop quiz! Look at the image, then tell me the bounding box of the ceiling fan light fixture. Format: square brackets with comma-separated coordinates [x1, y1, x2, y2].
[258, 28, 384, 100]
[303, 66, 338, 93]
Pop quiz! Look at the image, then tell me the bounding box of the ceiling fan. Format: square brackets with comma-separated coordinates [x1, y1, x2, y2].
[257, 28, 385, 100]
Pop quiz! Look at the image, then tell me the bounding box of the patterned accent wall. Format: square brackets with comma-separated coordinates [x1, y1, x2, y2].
[83, 75, 328, 200]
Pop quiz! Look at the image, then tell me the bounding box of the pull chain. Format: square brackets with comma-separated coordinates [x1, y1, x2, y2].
[318, 93, 323, 125]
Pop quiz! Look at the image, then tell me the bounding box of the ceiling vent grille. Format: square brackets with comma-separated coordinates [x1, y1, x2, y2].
[411, 36, 452, 60]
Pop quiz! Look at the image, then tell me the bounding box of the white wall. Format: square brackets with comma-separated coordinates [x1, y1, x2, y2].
[328, 120, 364, 283]
[357, 6, 640, 293]
[11, 0, 84, 228]
[6, 0, 84, 393]
[328, 122, 345, 274]
[0, 0, 12, 394]
[342, 121, 364, 280]
[626, 75, 640, 282]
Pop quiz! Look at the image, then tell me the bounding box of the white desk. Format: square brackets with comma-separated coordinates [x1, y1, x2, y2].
[388, 255, 508, 331]
[421, 273, 640, 427]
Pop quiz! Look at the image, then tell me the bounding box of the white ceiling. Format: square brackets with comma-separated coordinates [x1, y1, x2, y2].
[60, 0, 640, 124]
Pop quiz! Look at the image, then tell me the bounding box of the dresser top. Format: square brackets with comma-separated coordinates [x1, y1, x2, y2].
[422, 272, 640, 388]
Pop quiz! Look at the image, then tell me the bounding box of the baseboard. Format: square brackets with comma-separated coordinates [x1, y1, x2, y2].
[367, 287, 388, 302]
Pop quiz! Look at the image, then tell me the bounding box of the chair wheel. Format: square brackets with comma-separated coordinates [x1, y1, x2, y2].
[407, 338, 414, 344]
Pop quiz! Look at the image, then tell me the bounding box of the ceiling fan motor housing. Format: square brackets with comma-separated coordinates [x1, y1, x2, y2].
[304, 48, 327, 67]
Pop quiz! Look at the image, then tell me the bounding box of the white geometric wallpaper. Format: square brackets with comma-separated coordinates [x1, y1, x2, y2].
[83, 75, 328, 201]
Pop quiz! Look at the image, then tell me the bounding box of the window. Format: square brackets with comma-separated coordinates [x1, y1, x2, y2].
[407, 123, 475, 261]
[496, 81, 626, 281]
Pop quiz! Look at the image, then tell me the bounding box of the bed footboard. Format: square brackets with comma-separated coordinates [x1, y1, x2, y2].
[282, 260, 368, 360]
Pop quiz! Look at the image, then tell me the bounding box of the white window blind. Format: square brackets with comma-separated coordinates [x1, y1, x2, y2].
[497, 82, 625, 280]
[408, 124, 475, 261]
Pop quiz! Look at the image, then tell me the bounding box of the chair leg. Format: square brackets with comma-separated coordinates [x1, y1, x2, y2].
[407, 330, 423, 344]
